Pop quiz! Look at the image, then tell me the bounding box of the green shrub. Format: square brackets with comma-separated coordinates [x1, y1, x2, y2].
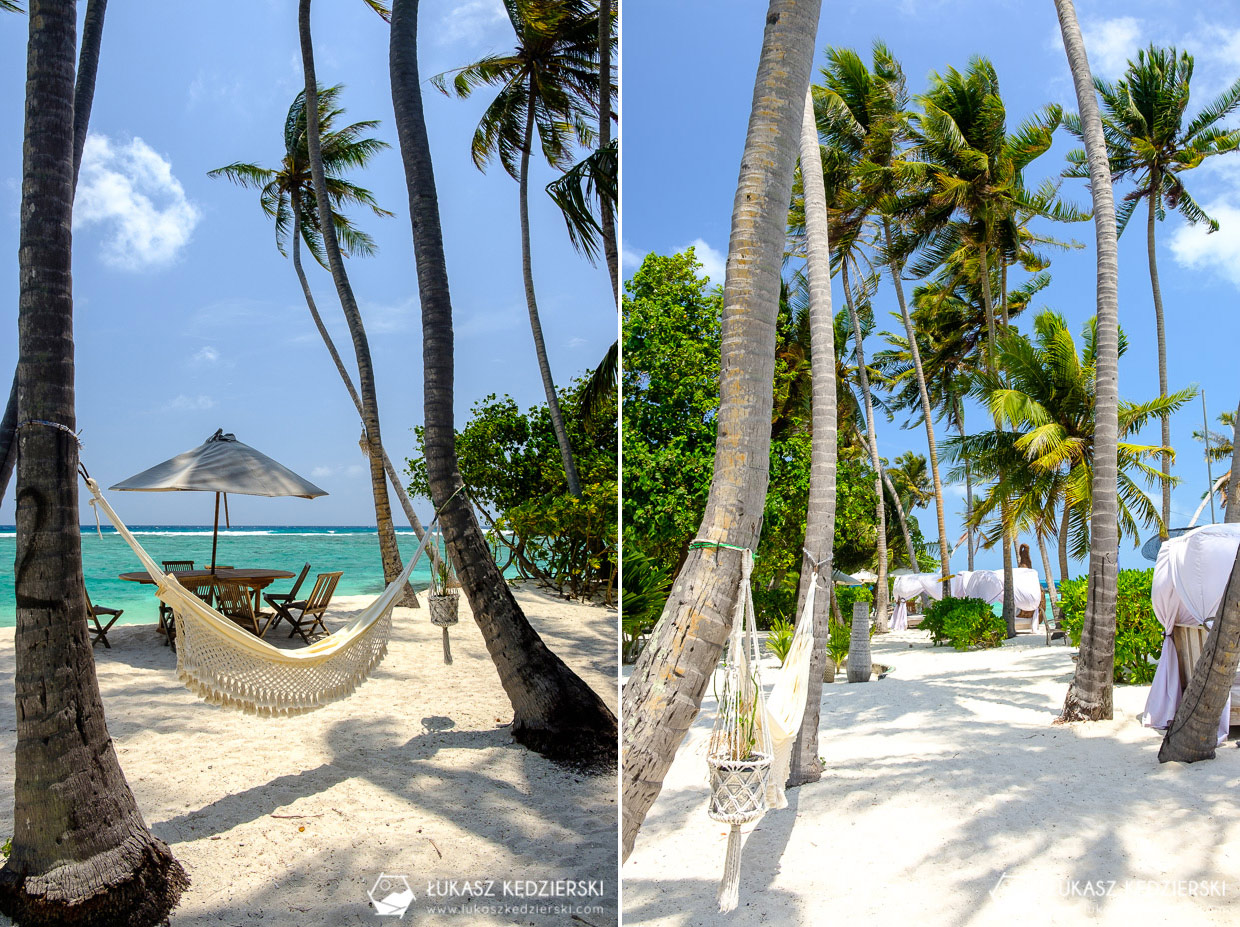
[620, 550, 674, 664]
[1058, 569, 1162, 684]
[835, 584, 873, 620]
[826, 620, 851, 669]
[922, 597, 1005, 650]
[766, 616, 795, 665]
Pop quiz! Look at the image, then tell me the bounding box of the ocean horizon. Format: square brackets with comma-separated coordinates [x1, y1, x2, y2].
[0, 525, 444, 628]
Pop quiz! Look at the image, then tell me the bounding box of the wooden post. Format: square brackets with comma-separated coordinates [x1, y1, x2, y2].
[848, 601, 872, 683]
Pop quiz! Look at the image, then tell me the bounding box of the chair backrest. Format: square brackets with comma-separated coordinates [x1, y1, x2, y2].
[83, 586, 96, 616]
[287, 563, 312, 600]
[214, 580, 255, 620]
[304, 572, 343, 615]
[181, 576, 217, 606]
[163, 560, 195, 573]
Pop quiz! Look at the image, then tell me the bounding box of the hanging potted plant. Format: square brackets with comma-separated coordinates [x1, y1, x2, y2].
[428, 546, 459, 664]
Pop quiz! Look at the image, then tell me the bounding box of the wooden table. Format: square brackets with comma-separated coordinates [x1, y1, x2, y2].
[119, 568, 295, 628]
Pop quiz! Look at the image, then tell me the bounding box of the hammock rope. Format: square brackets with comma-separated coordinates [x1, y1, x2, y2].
[84, 478, 434, 717]
[706, 548, 819, 911]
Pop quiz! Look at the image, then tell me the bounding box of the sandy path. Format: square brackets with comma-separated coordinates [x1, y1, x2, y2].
[0, 584, 618, 926]
[623, 632, 1240, 926]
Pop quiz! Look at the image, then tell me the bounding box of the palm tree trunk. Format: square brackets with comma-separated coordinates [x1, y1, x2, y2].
[853, 421, 915, 568]
[1058, 500, 1071, 581]
[299, 0, 416, 606]
[1056, 0, 1121, 723]
[1158, 546, 1240, 762]
[388, 0, 616, 764]
[1228, 398, 1240, 523]
[0, 0, 107, 507]
[978, 244, 998, 366]
[597, 0, 617, 305]
[518, 93, 583, 497]
[1001, 513, 1016, 637]
[290, 204, 439, 590]
[788, 88, 837, 788]
[1038, 534, 1061, 620]
[620, 0, 821, 860]
[883, 219, 950, 596]
[0, 4, 189, 922]
[843, 262, 890, 631]
[1147, 181, 1172, 537]
[958, 402, 975, 569]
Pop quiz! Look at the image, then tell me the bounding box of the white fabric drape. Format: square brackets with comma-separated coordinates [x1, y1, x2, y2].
[1141, 524, 1240, 741]
[890, 600, 908, 631]
[764, 572, 819, 809]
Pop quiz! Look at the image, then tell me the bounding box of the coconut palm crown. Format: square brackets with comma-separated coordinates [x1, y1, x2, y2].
[208, 84, 393, 268]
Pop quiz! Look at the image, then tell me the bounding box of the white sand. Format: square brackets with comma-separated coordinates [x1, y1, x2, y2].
[0, 585, 618, 926]
[623, 631, 1240, 925]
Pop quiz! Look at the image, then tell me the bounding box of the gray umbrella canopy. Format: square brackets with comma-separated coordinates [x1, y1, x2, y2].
[110, 430, 327, 498]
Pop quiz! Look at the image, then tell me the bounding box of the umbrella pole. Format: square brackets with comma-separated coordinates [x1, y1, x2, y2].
[211, 491, 220, 573]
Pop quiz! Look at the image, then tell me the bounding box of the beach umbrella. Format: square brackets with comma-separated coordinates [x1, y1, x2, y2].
[1140, 527, 1195, 562]
[110, 429, 327, 570]
[832, 569, 862, 585]
[851, 569, 879, 583]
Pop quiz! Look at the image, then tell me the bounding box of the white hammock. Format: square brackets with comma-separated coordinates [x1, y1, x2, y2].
[763, 570, 819, 810]
[85, 478, 432, 717]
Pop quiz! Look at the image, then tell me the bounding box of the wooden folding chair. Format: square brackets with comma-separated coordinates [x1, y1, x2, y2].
[84, 587, 123, 649]
[215, 579, 274, 638]
[263, 563, 312, 635]
[278, 571, 343, 644]
[159, 560, 195, 639]
[167, 576, 219, 651]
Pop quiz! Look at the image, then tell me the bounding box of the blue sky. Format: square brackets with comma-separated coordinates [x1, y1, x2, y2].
[623, 0, 1240, 577]
[0, 0, 616, 527]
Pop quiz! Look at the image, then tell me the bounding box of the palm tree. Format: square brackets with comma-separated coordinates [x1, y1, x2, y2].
[1230, 401, 1240, 521]
[1158, 546, 1240, 763]
[950, 312, 1189, 572]
[0, 0, 108, 506]
[1063, 47, 1240, 537]
[1054, 0, 1123, 723]
[816, 42, 953, 598]
[1193, 408, 1235, 516]
[297, 0, 420, 606]
[788, 87, 838, 788]
[621, 0, 822, 860]
[432, 0, 600, 499]
[387, 0, 616, 763]
[208, 86, 440, 589]
[0, 3, 189, 922]
[900, 61, 1076, 634]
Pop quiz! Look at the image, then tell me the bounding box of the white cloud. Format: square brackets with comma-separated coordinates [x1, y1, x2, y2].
[364, 297, 417, 334]
[1168, 199, 1240, 288]
[457, 307, 523, 339]
[164, 394, 215, 412]
[566, 336, 589, 348]
[193, 346, 220, 365]
[437, 0, 507, 46]
[681, 237, 726, 285]
[311, 465, 335, 480]
[1081, 17, 1145, 78]
[621, 241, 644, 269]
[75, 135, 201, 270]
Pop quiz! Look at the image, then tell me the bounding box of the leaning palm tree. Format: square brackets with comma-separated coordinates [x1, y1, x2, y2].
[788, 86, 838, 788]
[621, 0, 822, 860]
[297, 0, 420, 606]
[1063, 47, 1240, 536]
[1193, 408, 1235, 515]
[0, 3, 189, 922]
[208, 86, 440, 591]
[1054, 0, 1123, 723]
[387, 0, 616, 763]
[432, 0, 600, 499]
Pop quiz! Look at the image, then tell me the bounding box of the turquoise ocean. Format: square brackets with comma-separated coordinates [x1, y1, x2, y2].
[0, 526, 440, 628]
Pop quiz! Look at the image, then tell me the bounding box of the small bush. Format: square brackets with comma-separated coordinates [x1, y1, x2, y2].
[922, 597, 1005, 650]
[835, 584, 873, 619]
[766, 616, 795, 665]
[1059, 569, 1162, 684]
[826, 620, 851, 669]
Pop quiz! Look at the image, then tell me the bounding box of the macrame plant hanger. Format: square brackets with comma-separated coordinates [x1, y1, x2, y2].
[705, 545, 773, 913]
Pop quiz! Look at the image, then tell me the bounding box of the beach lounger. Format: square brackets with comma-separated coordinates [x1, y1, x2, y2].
[263, 563, 312, 635]
[1044, 609, 1069, 645]
[85, 588, 122, 649]
[159, 560, 195, 638]
[215, 579, 275, 638]
[275, 571, 343, 644]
